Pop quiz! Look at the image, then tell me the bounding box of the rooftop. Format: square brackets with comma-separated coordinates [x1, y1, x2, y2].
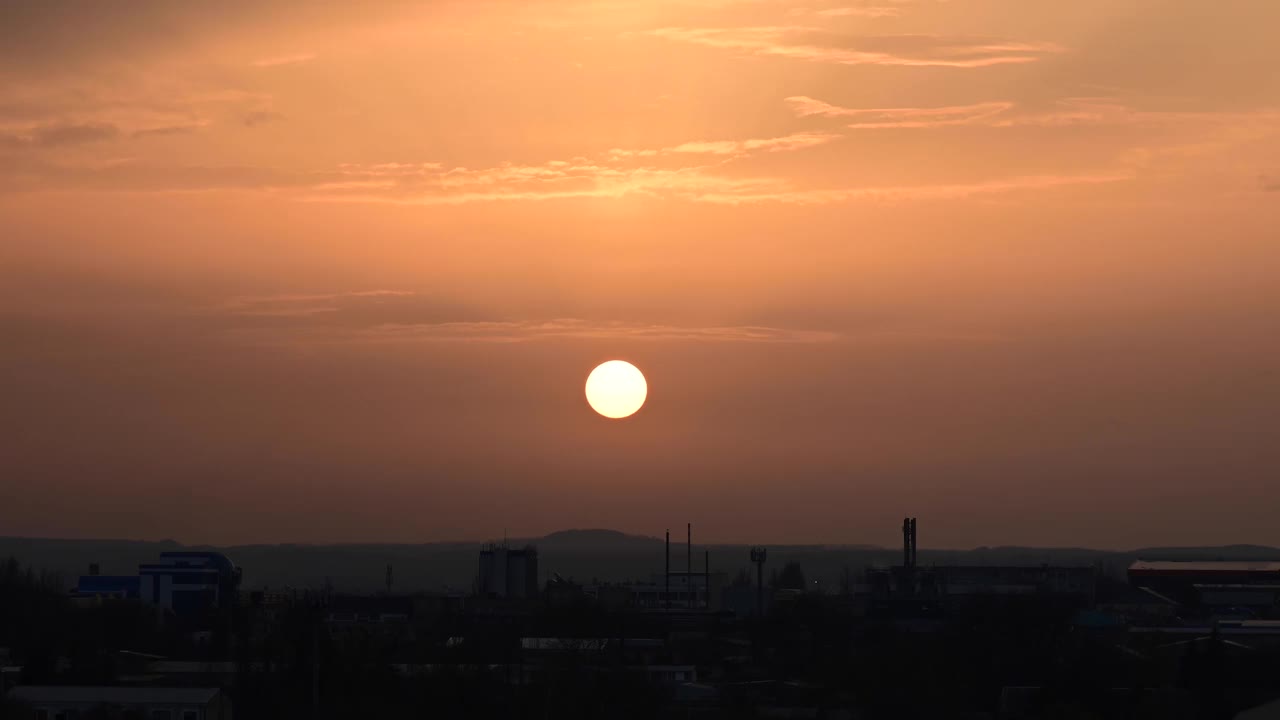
[8, 686, 220, 705]
[1129, 561, 1280, 573]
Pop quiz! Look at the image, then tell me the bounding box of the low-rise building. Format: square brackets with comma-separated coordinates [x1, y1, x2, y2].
[72, 552, 242, 614]
[1129, 561, 1280, 611]
[583, 571, 728, 611]
[6, 686, 232, 720]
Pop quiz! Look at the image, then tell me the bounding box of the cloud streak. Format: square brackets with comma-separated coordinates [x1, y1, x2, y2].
[350, 319, 841, 344]
[213, 292, 841, 344]
[251, 53, 318, 68]
[131, 124, 205, 138]
[685, 172, 1132, 205]
[221, 290, 418, 318]
[1, 122, 120, 148]
[301, 165, 1130, 206]
[650, 27, 1062, 67]
[815, 8, 904, 19]
[788, 96, 1280, 137]
[242, 110, 283, 127]
[663, 131, 840, 155]
[787, 96, 1013, 127]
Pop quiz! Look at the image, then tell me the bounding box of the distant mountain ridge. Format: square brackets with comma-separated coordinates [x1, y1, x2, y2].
[3, 533, 1278, 595]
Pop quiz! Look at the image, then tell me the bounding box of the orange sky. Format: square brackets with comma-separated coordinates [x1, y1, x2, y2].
[2, 0, 1278, 548]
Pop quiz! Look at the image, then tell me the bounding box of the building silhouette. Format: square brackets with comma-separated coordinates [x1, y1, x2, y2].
[477, 543, 539, 599]
[72, 551, 242, 613]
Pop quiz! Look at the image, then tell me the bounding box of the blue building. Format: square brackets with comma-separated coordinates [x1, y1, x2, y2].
[72, 574, 141, 600]
[74, 552, 241, 613]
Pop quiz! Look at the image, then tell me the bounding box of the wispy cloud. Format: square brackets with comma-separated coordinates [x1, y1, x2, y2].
[221, 290, 417, 318]
[688, 173, 1132, 205]
[251, 53, 318, 68]
[0, 77, 275, 146]
[787, 96, 1012, 127]
[788, 96, 1280, 133]
[213, 292, 841, 344]
[335, 162, 445, 177]
[812, 7, 904, 18]
[302, 163, 1130, 207]
[649, 27, 1062, 68]
[301, 165, 788, 205]
[131, 123, 206, 138]
[352, 319, 841, 344]
[662, 131, 840, 155]
[301, 131, 841, 204]
[1, 121, 120, 148]
[242, 110, 283, 128]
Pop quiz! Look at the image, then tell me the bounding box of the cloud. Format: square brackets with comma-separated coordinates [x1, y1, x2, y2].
[221, 290, 418, 318]
[787, 95, 1012, 127]
[1, 121, 121, 148]
[664, 131, 839, 155]
[788, 96, 1280, 135]
[812, 7, 903, 18]
[0, 157, 316, 193]
[242, 110, 283, 127]
[649, 27, 1062, 68]
[301, 166, 785, 205]
[687, 172, 1132, 205]
[2, 94, 1184, 206]
[34, 122, 121, 146]
[348, 319, 841, 344]
[251, 53, 317, 68]
[301, 162, 1130, 207]
[336, 162, 445, 177]
[0, 77, 274, 145]
[212, 292, 841, 344]
[300, 131, 840, 204]
[131, 124, 205, 138]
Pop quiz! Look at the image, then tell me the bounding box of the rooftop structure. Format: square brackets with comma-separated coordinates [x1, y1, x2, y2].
[866, 518, 1097, 614]
[72, 552, 242, 614]
[1128, 560, 1280, 609]
[1129, 561, 1280, 575]
[584, 572, 727, 611]
[7, 686, 231, 720]
[478, 544, 539, 599]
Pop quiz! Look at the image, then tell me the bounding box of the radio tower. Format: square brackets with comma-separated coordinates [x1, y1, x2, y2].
[750, 547, 767, 617]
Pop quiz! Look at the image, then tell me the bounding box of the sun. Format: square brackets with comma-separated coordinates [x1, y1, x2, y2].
[585, 360, 647, 419]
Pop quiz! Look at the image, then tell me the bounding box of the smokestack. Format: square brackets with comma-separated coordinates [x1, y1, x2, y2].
[910, 518, 918, 567]
[687, 523, 692, 609]
[902, 517, 911, 568]
[665, 529, 670, 611]
[750, 547, 767, 618]
[704, 550, 710, 611]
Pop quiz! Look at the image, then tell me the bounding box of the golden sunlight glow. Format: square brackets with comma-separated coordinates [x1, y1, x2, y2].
[585, 360, 648, 419]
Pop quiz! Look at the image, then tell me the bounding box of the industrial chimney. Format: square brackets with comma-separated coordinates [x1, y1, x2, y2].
[687, 523, 692, 609]
[665, 529, 671, 611]
[902, 517, 912, 568]
[910, 518, 918, 568]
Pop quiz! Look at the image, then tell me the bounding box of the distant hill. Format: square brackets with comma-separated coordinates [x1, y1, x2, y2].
[2, 534, 1278, 595]
[531, 529, 662, 550]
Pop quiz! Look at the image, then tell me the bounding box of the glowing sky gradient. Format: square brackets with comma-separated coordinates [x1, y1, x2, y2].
[2, 0, 1278, 547]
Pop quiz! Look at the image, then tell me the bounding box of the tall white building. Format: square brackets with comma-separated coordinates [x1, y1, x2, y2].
[477, 544, 539, 599]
